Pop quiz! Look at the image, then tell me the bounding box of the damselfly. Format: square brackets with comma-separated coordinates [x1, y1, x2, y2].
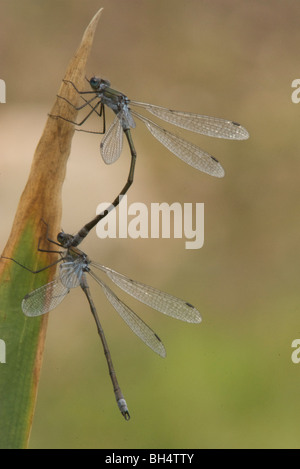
[2, 226, 201, 420]
[51, 77, 249, 244]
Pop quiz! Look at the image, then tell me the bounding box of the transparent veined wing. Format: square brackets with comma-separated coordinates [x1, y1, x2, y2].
[90, 263, 202, 324]
[22, 278, 69, 317]
[131, 111, 225, 177]
[88, 270, 166, 357]
[100, 113, 123, 164]
[120, 106, 136, 130]
[59, 259, 84, 289]
[131, 101, 249, 140]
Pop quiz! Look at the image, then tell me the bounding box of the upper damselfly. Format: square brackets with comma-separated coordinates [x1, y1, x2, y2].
[51, 77, 249, 244]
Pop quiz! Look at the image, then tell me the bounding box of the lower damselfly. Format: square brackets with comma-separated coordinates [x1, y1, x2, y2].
[2, 225, 201, 420]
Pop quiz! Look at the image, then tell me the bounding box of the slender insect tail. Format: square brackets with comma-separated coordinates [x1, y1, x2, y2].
[80, 275, 130, 421]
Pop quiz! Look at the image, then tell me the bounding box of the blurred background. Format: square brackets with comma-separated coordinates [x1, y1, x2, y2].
[1, 0, 300, 449]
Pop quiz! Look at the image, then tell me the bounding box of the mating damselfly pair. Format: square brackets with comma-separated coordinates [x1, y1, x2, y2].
[3, 76, 248, 420]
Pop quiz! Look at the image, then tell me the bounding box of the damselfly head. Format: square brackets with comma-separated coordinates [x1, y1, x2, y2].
[57, 231, 74, 248]
[89, 76, 110, 91]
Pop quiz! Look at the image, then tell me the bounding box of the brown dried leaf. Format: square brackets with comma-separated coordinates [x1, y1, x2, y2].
[0, 8, 103, 449]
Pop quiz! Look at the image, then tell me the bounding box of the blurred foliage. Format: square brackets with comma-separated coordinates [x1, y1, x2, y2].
[1, 0, 300, 449]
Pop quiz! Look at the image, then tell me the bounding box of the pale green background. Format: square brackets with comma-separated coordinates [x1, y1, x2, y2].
[1, 0, 300, 449]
